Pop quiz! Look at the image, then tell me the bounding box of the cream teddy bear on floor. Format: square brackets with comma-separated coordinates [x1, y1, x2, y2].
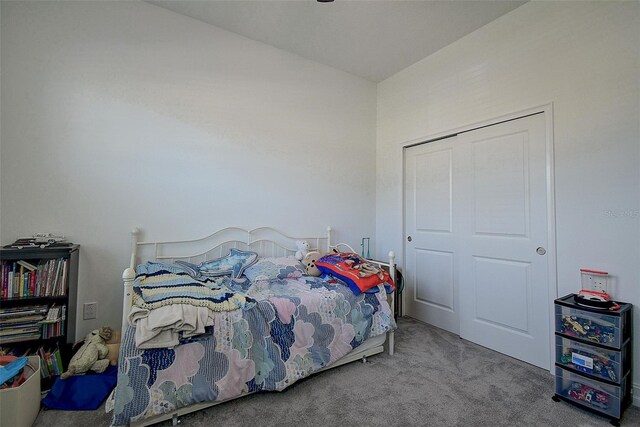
[61, 326, 113, 379]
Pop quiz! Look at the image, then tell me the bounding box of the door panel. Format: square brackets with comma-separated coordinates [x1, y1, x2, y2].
[458, 114, 549, 369]
[405, 138, 459, 334]
[472, 132, 529, 236]
[415, 249, 454, 311]
[473, 256, 530, 333]
[415, 149, 452, 233]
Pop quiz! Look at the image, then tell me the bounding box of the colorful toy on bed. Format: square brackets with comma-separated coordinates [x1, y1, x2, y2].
[315, 252, 395, 295]
[295, 240, 310, 261]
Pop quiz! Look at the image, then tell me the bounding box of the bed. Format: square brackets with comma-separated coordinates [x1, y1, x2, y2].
[110, 226, 396, 426]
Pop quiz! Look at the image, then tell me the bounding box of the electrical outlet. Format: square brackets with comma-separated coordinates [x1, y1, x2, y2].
[83, 302, 97, 320]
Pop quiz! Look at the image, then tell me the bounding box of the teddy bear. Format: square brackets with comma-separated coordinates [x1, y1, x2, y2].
[295, 240, 310, 261]
[60, 326, 113, 379]
[105, 329, 121, 366]
[303, 251, 323, 276]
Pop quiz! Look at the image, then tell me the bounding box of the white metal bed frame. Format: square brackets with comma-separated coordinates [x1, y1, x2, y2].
[120, 226, 395, 426]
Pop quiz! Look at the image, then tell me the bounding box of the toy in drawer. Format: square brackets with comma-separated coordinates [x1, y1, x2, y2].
[555, 367, 630, 419]
[555, 307, 621, 348]
[555, 336, 628, 383]
[554, 295, 632, 350]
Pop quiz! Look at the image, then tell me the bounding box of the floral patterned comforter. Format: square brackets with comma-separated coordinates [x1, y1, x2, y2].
[112, 276, 395, 425]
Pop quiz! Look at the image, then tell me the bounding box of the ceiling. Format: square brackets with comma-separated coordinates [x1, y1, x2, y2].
[149, 1, 526, 82]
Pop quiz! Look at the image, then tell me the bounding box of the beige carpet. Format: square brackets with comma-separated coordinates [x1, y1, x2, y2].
[34, 317, 639, 426]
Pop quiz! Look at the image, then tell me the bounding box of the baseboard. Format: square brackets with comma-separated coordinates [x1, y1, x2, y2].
[634, 383, 639, 408]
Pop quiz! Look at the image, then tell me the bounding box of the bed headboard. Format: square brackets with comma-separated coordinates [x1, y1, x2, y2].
[128, 226, 332, 269]
[122, 226, 332, 332]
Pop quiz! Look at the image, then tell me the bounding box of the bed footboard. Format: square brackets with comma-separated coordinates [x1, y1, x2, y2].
[364, 251, 396, 356]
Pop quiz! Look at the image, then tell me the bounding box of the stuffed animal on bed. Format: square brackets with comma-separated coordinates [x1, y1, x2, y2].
[303, 251, 323, 276]
[295, 240, 310, 261]
[61, 326, 113, 379]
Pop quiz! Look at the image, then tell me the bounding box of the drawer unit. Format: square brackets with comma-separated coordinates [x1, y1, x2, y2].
[553, 294, 632, 425]
[555, 335, 630, 383]
[555, 366, 630, 420]
[555, 307, 625, 348]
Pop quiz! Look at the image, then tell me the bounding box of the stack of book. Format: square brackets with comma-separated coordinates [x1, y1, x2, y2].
[40, 305, 66, 339]
[1, 258, 68, 298]
[0, 305, 48, 344]
[38, 345, 64, 378]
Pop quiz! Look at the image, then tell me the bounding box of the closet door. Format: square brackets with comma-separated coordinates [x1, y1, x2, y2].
[404, 113, 550, 369]
[404, 136, 460, 334]
[457, 113, 549, 369]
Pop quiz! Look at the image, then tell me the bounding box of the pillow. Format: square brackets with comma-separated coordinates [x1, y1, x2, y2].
[176, 248, 258, 279]
[315, 252, 395, 295]
[244, 257, 305, 281]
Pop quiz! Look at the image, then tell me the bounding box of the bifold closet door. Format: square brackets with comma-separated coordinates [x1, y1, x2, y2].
[405, 113, 550, 369]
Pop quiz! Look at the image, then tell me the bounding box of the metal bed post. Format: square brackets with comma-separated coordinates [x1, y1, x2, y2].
[388, 250, 395, 356]
[121, 228, 139, 339]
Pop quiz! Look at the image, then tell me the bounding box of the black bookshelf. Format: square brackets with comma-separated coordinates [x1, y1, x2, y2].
[0, 244, 79, 390]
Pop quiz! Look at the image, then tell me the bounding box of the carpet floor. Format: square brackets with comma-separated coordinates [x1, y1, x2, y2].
[34, 317, 639, 426]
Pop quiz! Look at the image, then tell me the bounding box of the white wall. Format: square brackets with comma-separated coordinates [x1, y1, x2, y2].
[377, 1, 639, 400]
[0, 1, 377, 337]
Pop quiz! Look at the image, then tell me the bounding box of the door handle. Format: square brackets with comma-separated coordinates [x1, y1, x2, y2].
[407, 236, 412, 242]
[536, 247, 546, 255]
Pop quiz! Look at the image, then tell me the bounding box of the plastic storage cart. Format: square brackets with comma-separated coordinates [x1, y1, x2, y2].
[552, 294, 633, 426]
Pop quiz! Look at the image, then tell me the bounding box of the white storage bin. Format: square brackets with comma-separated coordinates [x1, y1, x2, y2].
[0, 355, 41, 427]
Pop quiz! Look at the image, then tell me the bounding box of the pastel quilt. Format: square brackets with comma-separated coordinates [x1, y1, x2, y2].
[112, 276, 395, 425]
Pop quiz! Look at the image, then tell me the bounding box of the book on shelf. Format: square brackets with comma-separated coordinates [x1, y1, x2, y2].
[0, 305, 49, 318]
[16, 260, 37, 271]
[37, 345, 64, 378]
[1, 257, 68, 299]
[0, 326, 41, 338]
[0, 304, 66, 343]
[0, 304, 55, 344]
[0, 314, 47, 325]
[40, 305, 66, 339]
[0, 331, 42, 344]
